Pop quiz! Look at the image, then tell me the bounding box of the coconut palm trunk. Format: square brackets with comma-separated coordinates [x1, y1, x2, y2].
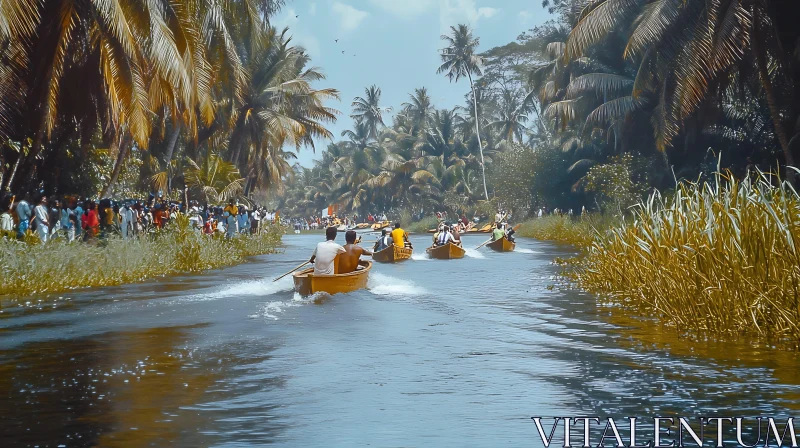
[467, 72, 489, 200]
[753, 8, 796, 185]
[100, 133, 132, 198]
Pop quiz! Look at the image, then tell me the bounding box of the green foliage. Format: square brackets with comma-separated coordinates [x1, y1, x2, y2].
[0, 218, 283, 298]
[581, 153, 650, 213]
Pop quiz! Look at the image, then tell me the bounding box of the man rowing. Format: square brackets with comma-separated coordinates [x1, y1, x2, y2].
[374, 229, 393, 251]
[339, 230, 372, 274]
[433, 224, 456, 247]
[492, 223, 506, 242]
[390, 222, 411, 248]
[309, 226, 345, 275]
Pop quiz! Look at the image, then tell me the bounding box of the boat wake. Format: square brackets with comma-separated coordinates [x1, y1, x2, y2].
[250, 293, 317, 320]
[368, 272, 427, 296]
[515, 248, 541, 254]
[410, 252, 430, 261]
[463, 248, 485, 259]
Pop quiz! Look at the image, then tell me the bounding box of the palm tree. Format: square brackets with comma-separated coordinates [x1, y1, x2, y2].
[437, 24, 489, 200]
[401, 87, 434, 135]
[223, 28, 339, 194]
[562, 0, 799, 182]
[350, 85, 391, 140]
[184, 151, 245, 204]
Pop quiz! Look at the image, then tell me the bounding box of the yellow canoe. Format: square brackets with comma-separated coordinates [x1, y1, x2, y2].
[487, 236, 515, 252]
[372, 245, 413, 263]
[371, 221, 390, 231]
[293, 260, 372, 296]
[426, 243, 466, 260]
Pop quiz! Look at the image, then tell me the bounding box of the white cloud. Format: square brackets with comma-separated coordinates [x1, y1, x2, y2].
[310, 3, 317, 15]
[439, 0, 500, 33]
[477, 7, 498, 18]
[332, 2, 369, 31]
[369, 0, 434, 18]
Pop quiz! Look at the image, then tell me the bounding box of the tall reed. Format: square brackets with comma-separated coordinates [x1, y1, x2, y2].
[517, 214, 616, 248]
[579, 171, 800, 345]
[0, 215, 283, 298]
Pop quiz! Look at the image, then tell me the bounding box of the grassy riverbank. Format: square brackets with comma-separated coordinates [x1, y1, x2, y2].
[520, 172, 800, 348]
[0, 214, 284, 298]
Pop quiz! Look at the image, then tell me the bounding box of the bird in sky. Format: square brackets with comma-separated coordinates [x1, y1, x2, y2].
[335, 39, 339, 43]
[341, 50, 345, 54]
[295, 14, 299, 18]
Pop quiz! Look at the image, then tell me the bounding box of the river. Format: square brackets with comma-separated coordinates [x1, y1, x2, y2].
[1, 233, 799, 446]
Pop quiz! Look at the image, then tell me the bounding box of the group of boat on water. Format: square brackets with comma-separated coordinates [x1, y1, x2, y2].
[278, 214, 519, 296]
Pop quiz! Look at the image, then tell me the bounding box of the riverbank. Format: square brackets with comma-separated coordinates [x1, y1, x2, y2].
[0, 215, 284, 298]
[519, 172, 800, 349]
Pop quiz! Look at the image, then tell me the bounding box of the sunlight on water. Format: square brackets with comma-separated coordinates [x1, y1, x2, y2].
[368, 272, 427, 296]
[463, 248, 485, 259]
[515, 248, 541, 254]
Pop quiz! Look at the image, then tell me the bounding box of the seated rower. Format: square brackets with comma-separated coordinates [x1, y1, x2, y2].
[391, 222, 412, 249]
[434, 225, 455, 247]
[505, 223, 516, 243]
[374, 229, 393, 251]
[450, 223, 463, 247]
[492, 223, 505, 242]
[309, 227, 346, 275]
[340, 230, 372, 274]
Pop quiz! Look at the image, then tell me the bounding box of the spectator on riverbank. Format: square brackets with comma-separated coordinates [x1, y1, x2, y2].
[33, 195, 49, 243]
[0, 193, 14, 233]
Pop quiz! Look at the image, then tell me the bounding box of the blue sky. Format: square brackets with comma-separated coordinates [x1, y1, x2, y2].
[271, 0, 553, 167]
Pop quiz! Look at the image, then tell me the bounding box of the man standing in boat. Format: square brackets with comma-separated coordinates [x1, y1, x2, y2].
[391, 222, 411, 249]
[309, 227, 346, 275]
[339, 230, 372, 274]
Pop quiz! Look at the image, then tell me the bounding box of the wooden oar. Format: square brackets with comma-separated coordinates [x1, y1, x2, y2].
[475, 238, 494, 250]
[272, 261, 310, 282]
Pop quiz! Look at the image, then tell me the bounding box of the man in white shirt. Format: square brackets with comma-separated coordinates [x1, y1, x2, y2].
[309, 227, 345, 275]
[33, 195, 50, 243]
[435, 225, 455, 247]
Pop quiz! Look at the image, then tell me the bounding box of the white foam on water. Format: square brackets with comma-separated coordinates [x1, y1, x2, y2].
[250, 293, 316, 320]
[410, 252, 431, 261]
[464, 248, 485, 259]
[368, 272, 427, 296]
[515, 248, 541, 254]
[207, 275, 295, 299]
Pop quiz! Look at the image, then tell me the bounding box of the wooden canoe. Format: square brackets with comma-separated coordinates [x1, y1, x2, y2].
[372, 244, 413, 263]
[371, 221, 389, 230]
[486, 236, 516, 252]
[293, 260, 372, 296]
[426, 242, 466, 260]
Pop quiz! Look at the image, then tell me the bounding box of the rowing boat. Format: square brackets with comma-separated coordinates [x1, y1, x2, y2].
[371, 221, 390, 231]
[372, 244, 413, 263]
[426, 242, 466, 259]
[486, 236, 515, 252]
[293, 260, 372, 296]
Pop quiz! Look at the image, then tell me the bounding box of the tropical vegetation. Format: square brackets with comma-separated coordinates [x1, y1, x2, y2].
[0, 0, 338, 202]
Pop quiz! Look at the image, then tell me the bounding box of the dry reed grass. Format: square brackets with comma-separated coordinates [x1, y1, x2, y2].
[579, 171, 800, 345]
[0, 214, 283, 298]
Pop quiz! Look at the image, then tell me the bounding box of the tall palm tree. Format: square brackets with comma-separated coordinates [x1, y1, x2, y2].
[350, 85, 391, 140]
[401, 87, 434, 135]
[437, 24, 489, 200]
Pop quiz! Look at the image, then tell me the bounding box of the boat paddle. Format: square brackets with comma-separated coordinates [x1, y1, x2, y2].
[272, 260, 311, 282]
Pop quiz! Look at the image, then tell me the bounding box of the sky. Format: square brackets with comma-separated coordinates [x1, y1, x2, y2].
[271, 0, 554, 168]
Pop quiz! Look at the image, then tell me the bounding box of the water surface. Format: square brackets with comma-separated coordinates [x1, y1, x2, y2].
[1, 234, 798, 446]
